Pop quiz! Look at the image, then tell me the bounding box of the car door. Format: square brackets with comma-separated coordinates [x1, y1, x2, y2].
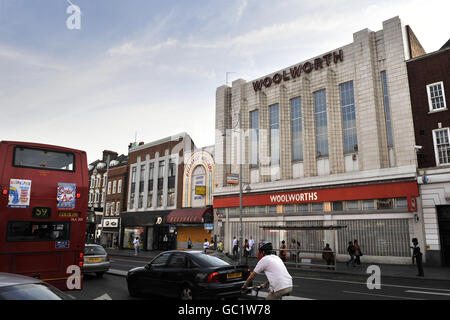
[140, 252, 171, 296]
[163, 253, 187, 298]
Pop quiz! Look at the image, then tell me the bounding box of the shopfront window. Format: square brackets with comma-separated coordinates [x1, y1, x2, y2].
[123, 227, 144, 249]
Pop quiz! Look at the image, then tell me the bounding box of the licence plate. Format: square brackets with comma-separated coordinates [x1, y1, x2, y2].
[227, 272, 242, 279]
[86, 257, 102, 263]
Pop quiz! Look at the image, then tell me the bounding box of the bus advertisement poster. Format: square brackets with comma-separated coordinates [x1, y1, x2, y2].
[57, 183, 76, 209]
[8, 179, 32, 208]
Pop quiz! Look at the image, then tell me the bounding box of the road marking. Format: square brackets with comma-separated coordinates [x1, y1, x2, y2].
[108, 269, 128, 276]
[94, 293, 112, 300]
[249, 291, 314, 300]
[342, 291, 424, 300]
[405, 290, 450, 297]
[110, 258, 149, 263]
[293, 275, 450, 292]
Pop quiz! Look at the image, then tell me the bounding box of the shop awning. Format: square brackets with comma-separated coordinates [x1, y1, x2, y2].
[167, 207, 213, 224]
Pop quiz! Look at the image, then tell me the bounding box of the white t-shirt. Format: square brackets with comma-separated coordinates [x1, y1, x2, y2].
[203, 241, 210, 249]
[254, 254, 293, 292]
[233, 238, 238, 247]
[249, 239, 254, 249]
[133, 238, 139, 247]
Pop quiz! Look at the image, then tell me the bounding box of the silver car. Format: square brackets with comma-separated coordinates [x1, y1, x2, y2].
[83, 244, 110, 277]
[0, 273, 73, 300]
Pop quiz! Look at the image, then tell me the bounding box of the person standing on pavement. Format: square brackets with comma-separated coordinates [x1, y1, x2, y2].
[218, 239, 224, 252]
[133, 237, 140, 256]
[346, 241, 355, 267]
[203, 238, 210, 253]
[243, 239, 250, 265]
[232, 236, 239, 259]
[411, 238, 424, 277]
[353, 239, 362, 266]
[241, 242, 293, 300]
[249, 236, 255, 257]
[279, 240, 287, 262]
[187, 237, 192, 249]
[322, 243, 335, 269]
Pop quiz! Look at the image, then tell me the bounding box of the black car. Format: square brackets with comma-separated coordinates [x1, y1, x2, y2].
[126, 250, 250, 300]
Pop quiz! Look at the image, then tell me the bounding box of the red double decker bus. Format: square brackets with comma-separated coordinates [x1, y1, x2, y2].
[0, 141, 88, 290]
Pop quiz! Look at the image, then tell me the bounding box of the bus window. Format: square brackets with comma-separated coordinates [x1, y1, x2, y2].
[13, 147, 74, 171]
[6, 221, 71, 242]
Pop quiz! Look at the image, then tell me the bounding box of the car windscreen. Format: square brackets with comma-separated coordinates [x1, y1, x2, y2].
[0, 283, 69, 300]
[84, 246, 106, 256]
[193, 252, 234, 267]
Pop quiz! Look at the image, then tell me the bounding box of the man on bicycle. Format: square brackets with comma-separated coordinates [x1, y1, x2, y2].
[241, 242, 293, 300]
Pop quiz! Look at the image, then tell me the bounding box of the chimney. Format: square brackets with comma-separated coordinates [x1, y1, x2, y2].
[102, 150, 118, 162]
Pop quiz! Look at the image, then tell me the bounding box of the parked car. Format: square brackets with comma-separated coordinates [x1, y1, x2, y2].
[83, 244, 110, 277]
[0, 273, 73, 300]
[126, 250, 250, 300]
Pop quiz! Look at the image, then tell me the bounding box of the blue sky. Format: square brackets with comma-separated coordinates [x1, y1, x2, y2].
[1, 0, 449, 163]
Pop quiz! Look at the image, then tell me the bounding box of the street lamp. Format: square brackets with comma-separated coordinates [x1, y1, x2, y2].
[223, 110, 244, 264]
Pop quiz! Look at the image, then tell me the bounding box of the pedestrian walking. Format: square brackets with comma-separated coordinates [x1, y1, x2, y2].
[133, 237, 140, 256]
[232, 236, 239, 259]
[187, 237, 192, 249]
[346, 241, 355, 267]
[243, 239, 250, 265]
[289, 239, 297, 261]
[411, 238, 424, 277]
[279, 240, 287, 262]
[353, 239, 362, 266]
[249, 236, 255, 257]
[218, 240, 224, 252]
[203, 238, 210, 253]
[322, 243, 335, 269]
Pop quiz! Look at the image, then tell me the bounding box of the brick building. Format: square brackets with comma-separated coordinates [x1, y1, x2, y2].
[407, 40, 450, 266]
[102, 154, 128, 248]
[213, 17, 424, 264]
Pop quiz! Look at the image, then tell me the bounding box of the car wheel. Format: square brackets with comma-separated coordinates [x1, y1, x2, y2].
[179, 285, 193, 300]
[128, 280, 141, 297]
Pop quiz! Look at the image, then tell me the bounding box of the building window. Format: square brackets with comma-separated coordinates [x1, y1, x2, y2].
[147, 163, 154, 208]
[118, 179, 122, 194]
[311, 202, 323, 212]
[269, 104, 280, 165]
[112, 180, 117, 194]
[381, 71, 394, 148]
[363, 200, 375, 210]
[395, 198, 408, 209]
[297, 203, 309, 212]
[377, 198, 393, 210]
[433, 128, 450, 165]
[157, 160, 165, 207]
[332, 201, 343, 211]
[340, 81, 358, 153]
[346, 200, 360, 210]
[116, 202, 120, 216]
[168, 160, 176, 207]
[129, 167, 136, 209]
[291, 97, 303, 161]
[107, 181, 111, 195]
[138, 165, 145, 209]
[105, 203, 109, 216]
[284, 205, 296, 213]
[427, 81, 447, 112]
[250, 110, 259, 167]
[268, 205, 278, 214]
[314, 90, 328, 157]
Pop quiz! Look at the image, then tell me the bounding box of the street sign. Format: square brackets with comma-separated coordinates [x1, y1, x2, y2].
[226, 173, 239, 184]
[195, 185, 206, 195]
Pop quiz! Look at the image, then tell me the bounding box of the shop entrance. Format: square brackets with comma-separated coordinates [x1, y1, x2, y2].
[437, 206, 450, 266]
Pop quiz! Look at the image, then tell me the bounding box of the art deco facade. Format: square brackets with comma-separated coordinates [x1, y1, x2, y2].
[213, 17, 425, 264]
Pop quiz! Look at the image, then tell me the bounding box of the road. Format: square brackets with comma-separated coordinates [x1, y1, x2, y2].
[68, 255, 450, 301]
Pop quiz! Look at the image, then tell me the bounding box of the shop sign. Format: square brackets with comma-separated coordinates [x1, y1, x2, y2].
[252, 50, 344, 92]
[195, 185, 206, 195]
[226, 173, 239, 184]
[103, 218, 119, 228]
[204, 223, 214, 230]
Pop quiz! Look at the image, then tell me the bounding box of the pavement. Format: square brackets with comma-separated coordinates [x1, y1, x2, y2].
[105, 248, 450, 281]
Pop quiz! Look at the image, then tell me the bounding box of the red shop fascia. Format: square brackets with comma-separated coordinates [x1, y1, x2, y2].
[213, 181, 419, 212]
